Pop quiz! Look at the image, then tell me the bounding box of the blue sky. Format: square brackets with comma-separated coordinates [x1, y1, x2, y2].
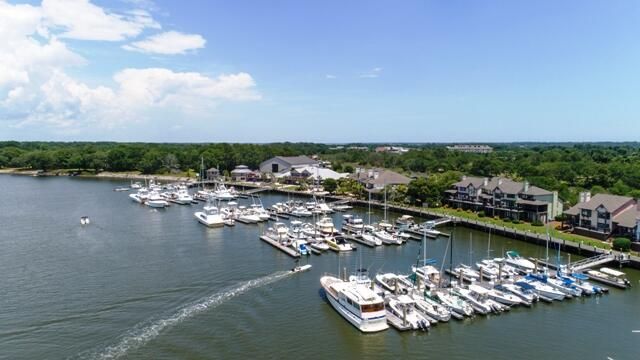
[1, 0, 639, 142]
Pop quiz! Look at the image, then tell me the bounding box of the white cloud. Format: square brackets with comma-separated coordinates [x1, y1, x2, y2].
[0, 0, 259, 134]
[325, 74, 337, 79]
[359, 67, 383, 78]
[123, 31, 206, 55]
[41, 0, 160, 41]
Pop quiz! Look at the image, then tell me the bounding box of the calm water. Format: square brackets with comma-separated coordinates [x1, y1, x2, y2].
[0, 176, 638, 360]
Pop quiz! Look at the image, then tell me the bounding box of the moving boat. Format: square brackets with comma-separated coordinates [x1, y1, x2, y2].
[320, 275, 388, 333]
[80, 216, 90, 225]
[291, 264, 312, 273]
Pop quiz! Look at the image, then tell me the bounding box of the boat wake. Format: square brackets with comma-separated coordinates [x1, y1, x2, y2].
[80, 271, 290, 360]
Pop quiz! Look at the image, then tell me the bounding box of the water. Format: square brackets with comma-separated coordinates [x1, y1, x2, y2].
[0, 176, 638, 360]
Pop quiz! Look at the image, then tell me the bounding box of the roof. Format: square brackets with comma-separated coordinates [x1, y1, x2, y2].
[521, 185, 553, 196]
[452, 176, 485, 188]
[578, 193, 634, 212]
[353, 169, 410, 186]
[276, 165, 348, 180]
[516, 199, 549, 206]
[564, 205, 580, 216]
[275, 155, 318, 166]
[613, 204, 640, 228]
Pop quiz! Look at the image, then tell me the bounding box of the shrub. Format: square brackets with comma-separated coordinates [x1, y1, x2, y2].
[532, 220, 544, 226]
[511, 219, 521, 224]
[502, 217, 511, 222]
[612, 237, 631, 252]
[555, 214, 568, 222]
[478, 212, 485, 218]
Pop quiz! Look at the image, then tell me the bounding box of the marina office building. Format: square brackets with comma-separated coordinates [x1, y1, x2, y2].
[444, 176, 563, 223]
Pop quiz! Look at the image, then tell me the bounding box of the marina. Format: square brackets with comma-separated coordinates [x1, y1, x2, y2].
[1, 176, 638, 360]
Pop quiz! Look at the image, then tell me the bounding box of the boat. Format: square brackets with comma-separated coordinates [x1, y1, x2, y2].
[585, 267, 631, 289]
[114, 187, 129, 192]
[342, 214, 365, 234]
[451, 264, 482, 282]
[497, 283, 538, 304]
[174, 187, 194, 205]
[316, 216, 340, 236]
[326, 236, 354, 252]
[212, 183, 236, 201]
[453, 285, 493, 315]
[291, 206, 312, 217]
[410, 292, 451, 322]
[130, 181, 142, 189]
[374, 229, 402, 245]
[503, 251, 536, 273]
[359, 231, 382, 247]
[516, 279, 565, 301]
[291, 239, 310, 256]
[194, 202, 224, 228]
[291, 264, 312, 273]
[309, 240, 330, 252]
[129, 188, 149, 204]
[320, 275, 389, 333]
[386, 295, 430, 331]
[486, 286, 524, 306]
[375, 273, 413, 294]
[80, 216, 90, 225]
[433, 290, 475, 317]
[396, 215, 415, 226]
[146, 190, 169, 208]
[529, 273, 582, 298]
[237, 206, 261, 224]
[411, 265, 442, 291]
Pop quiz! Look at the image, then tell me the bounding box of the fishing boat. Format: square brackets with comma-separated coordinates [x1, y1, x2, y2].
[386, 295, 430, 331]
[194, 202, 224, 227]
[320, 275, 388, 333]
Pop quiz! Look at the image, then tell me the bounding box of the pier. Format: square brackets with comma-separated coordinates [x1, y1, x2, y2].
[259, 235, 300, 258]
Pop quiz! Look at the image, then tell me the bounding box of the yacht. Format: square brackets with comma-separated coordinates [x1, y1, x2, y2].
[503, 251, 536, 273]
[291, 206, 312, 217]
[320, 275, 389, 333]
[316, 216, 340, 236]
[237, 206, 260, 224]
[146, 190, 169, 208]
[326, 236, 353, 252]
[342, 214, 365, 234]
[129, 188, 149, 204]
[212, 183, 236, 201]
[386, 295, 430, 331]
[375, 229, 402, 245]
[174, 187, 193, 205]
[411, 265, 442, 291]
[194, 203, 224, 227]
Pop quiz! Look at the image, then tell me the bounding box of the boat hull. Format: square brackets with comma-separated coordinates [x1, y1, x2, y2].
[321, 277, 388, 333]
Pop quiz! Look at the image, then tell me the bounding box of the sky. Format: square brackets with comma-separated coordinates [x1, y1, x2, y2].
[1, 0, 640, 143]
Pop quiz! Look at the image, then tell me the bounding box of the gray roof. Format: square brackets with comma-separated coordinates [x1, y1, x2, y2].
[564, 205, 580, 216]
[522, 185, 553, 196]
[452, 176, 485, 188]
[276, 155, 318, 166]
[613, 205, 640, 228]
[516, 199, 549, 206]
[354, 169, 411, 186]
[578, 193, 634, 212]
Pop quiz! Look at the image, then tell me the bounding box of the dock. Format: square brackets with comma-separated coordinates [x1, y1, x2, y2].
[259, 235, 300, 258]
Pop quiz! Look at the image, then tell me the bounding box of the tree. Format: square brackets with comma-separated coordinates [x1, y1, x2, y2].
[323, 178, 338, 193]
[344, 164, 354, 173]
[612, 237, 631, 252]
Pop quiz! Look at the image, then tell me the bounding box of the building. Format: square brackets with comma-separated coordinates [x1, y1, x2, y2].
[352, 168, 411, 191]
[206, 168, 220, 180]
[374, 146, 410, 154]
[564, 192, 639, 240]
[276, 166, 348, 184]
[446, 144, 493, 153]
[259, 155, 318, 174]
[444, 176, 563, 223]
[230, 165, 259, 182]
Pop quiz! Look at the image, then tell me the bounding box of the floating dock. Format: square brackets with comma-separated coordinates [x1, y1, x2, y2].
[259, 235, 300, 258]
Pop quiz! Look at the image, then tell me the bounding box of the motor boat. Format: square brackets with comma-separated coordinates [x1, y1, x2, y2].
[291, 264, 312, 273]
[316, 216, 340, 236]
[396, 215, 415, 226]
[497, 283, 538, 305]
[237, 206, 260, 224]
[411, 265, 442, 291]
[453, 285, 494, 315]
[585, 267, 631, 289]
[410, 292, 451, 322]
[326, 236, 353, 252]
[194, 203, 224, 227]
[433, 290, 475, 317]
[503, 251, 536, 273]
[386, 295, 430, 331]
[320, 275, 389, 333]
[374, 230, 402, 245]
[146, 190, 169, 208]
[375, 273, 413, 294]
[174, 187, 193, 205]
[342, 214, 365, 234]
[80, 216, 90, 225]
[516, 279, 565, 301]
[129, 188, 149, 204]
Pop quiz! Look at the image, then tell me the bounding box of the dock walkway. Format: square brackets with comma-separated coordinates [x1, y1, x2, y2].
[259, 235, 300, 258]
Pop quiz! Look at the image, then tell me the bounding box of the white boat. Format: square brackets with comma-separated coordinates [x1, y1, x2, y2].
[194, 203, 224, 227]
[310, 241, 330, 252]
[410, 292, 451, 322]
[291, 206, 312, 217]
[361, 232, 383, 247]
[486, 287, 524, 306]
[452, 264, 482, 282]
[250, 204, 270, 221]
[516, 279, 565, 301]
[411, 265, 441, 291]
[375, 230, 402, 245]
[586, 267, 631, 289]
[453, 285, 493, 315]
[129, 188, 149, 203]
[497, 283, 537, 304]
[433, 290, 475, 317]
[80, 216, 90, 225]
[386, 295, 430, 331]
[342, 214, 364, 234]
[320, 275, 388, 333]
[237, 206, 261, 224]
[291, 264, 312, 273]
[503, 251, 536, 273]
[326, 236, 353, 252]
[375, 273, 413, 294]
[212, 183, 236, 201]
[174, 187, 193, 205]
[316, 216, 340, 236]
[130, 181, 142, 189]
[146, 190, 169, 208]
[396, 215, 415, 226]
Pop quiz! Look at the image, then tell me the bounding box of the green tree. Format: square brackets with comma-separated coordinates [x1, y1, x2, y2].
[323, 178, 338, 193]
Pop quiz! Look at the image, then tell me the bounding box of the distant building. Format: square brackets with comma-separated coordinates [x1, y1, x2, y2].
[564, 192, 639, 240]
[447, 144, 493, 153]
[375, 146, 410, 154]
[206, 168, 220, 180]
[230, 165, 259, 182]
[445, 176, 563, 223]
[276, 165, 348, 184]
[352, 168, 411, 191]
[259, 155, 319, 174]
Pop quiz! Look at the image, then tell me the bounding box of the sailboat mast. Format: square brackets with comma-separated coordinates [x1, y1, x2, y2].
[383, 183, 387, 222]
[368, 191, 371, 225]
[469, 233, 473, 265]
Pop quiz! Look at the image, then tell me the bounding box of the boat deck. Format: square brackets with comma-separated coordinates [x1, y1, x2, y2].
[386, 311, 412, 331]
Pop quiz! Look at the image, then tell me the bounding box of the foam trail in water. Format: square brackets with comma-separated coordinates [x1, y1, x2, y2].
[85, 271, 289, 360]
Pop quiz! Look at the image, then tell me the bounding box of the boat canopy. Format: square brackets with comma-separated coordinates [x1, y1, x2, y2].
[506, 251, 521, 257]
[571, 273, 589, 280]
[515, 282, 535, 290]
[600, 267, 626, 277]
[468, 284, 490, 294]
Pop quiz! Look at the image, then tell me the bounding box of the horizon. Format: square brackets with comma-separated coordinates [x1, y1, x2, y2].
[2, 1, 640, 142]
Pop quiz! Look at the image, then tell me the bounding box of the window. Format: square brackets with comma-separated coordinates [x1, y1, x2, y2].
[272, 163, 279, 173]
[361, 302, 385, 312]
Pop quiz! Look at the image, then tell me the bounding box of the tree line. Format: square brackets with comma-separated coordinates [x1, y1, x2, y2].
[3, 141, 640, 206]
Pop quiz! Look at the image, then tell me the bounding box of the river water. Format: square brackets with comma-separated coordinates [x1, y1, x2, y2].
[0, 176, 638, 359]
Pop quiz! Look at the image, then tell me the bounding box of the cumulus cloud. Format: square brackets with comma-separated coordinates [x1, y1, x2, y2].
[123, 31, 206, 55]
[0, 0, 259, 134]
[359, 67, 383, 78]
[41, 0, 160, 41]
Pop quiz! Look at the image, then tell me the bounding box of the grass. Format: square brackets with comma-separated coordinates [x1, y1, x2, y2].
[421, 206, 614, 251]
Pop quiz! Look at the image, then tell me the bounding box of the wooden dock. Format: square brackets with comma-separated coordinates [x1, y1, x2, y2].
[259, 235, 300, 258]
